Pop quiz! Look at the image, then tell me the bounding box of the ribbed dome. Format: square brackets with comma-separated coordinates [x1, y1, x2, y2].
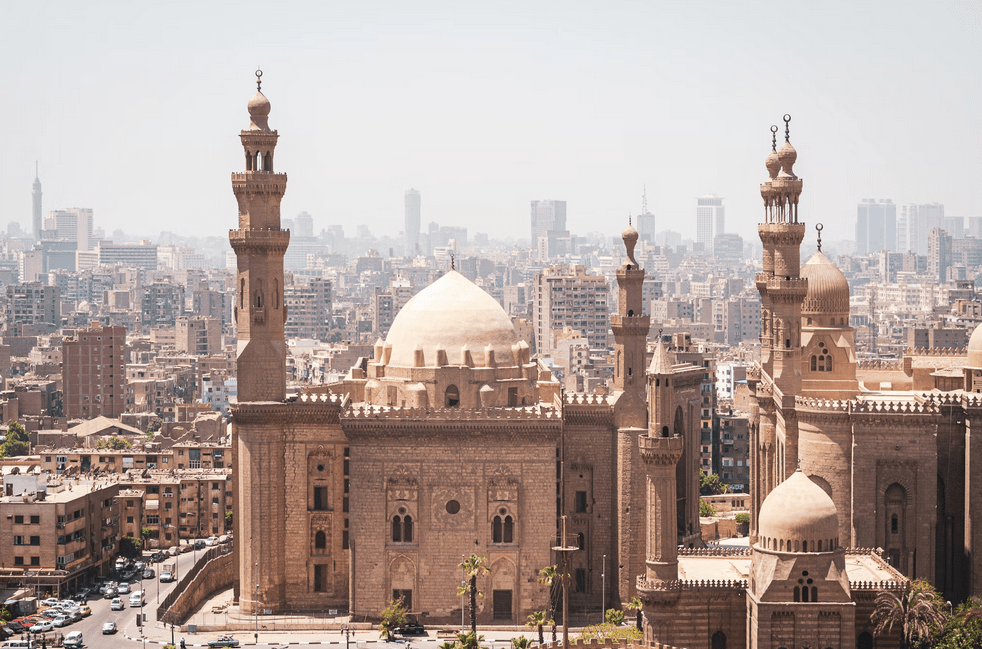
[778, 140, 798, 177]
[765, 149, 780, 179]
[247, 91, 271, 131]
[800, 251, 850, 318]
[967, 322, 982, 367]
[383, 271, 522, 368]
[758, 470, 838, 552]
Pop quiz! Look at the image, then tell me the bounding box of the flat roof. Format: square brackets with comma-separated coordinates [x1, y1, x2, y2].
[678, 550, 902, 585]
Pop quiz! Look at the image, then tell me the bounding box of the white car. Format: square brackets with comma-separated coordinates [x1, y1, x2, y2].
[52, 614, 71, 627]
[117, 582, 131, 594]
[205, 536, 218, 546]
[159, 571, 173, 582]
[102, 620, 118, 634]
[42, 597, 60, 606]
[110, 597, 125, 611]
[30, 619, 54, 633]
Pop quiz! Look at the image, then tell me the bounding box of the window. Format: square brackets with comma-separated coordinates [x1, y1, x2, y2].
[314, 564, 328, 593]
[315, 531, 327, 550]
[574, 491, 588, 513]
[491, 514, 515, 544]
[313, 487, 327, 511]
[445, 385, 460, 408]
[30, 515, 39, 524]
[13, 536, 24, 545]
[146, 515, 159, 525]
[392, 513, 414, 543]
[14, 515, 23, 524]
[29, 536, 40, 546]
[14, 557, 23, 566]
[127, 516, 134, 524]
[30, 556, 39, 566]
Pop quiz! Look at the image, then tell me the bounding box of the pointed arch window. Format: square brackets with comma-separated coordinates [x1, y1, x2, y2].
[315, 530, 326, 550]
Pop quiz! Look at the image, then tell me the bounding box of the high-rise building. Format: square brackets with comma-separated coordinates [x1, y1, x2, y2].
[175, 316, 222, 356]
[530, 200, 566, 244]
[5, 282, 60, 327]
[898, 203, 944, 254]
[43, 208, 94, 252]
[696, 194, 723, 253]
[404, 189, 420, 257]
[63, 323, 126, 418]
[855, 198, 896, 254]
[294, 211, 314, 238]
[927, 227, 952, 282]
[636, 213, 655, 242]
[532, 264, 609, 356]
[31, 164, 42, 242]
[284, 278, 333, 341]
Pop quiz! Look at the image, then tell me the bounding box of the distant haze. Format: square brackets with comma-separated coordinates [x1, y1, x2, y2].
[2, 0, 980, 245]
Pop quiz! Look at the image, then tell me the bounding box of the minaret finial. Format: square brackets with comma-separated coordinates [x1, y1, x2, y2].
[770, 125, 778, 151]
[783, 114, 792, 142]
[256, 68, 263, 92]
[629, 214, 632, 226]
[451, 252, 455, 271]
[816, 223, 823, 252]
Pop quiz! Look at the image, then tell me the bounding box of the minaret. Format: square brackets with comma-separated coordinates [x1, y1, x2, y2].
[229, 70, 290, 402]
[611, 219, 650, 421]
[32, 163, 42, 242]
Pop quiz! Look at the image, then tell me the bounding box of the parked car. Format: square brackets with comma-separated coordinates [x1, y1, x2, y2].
[218, 534, 230, 544]
[51, 615, 71, 628]
[134, 561, 145, 571]
[394, 621, 426, 636]
[78, 605, 92, 617]
[63, 630, 84, 648]
[41, 597, 59, 607]
[110, 598, 124, 611]
[193, 540, 206, 550]
[143, 568, 155, 579]
[117, 583, 131, 594]
[29, 620, 53, 633]
[207, 636, 240, 647]
[150, 551, 165, 563]
[102, 620, 118, 634]
[159, 571, 173, 583]
[205, 536, 219, 546]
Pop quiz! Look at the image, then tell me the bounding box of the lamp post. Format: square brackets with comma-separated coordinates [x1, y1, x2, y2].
[343, 625, 352, 649]
[254, 560, 259, 646]
[460, 554, 465, 632]
[601, 554, 606, 624]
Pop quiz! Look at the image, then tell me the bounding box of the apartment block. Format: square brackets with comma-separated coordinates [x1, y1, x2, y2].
[532, 264, 609, 356]
[176, 316, 222, 356]
[63, 323, 126, 418]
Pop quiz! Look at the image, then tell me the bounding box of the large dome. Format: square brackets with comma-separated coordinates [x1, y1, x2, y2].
[967, 322, 982, 368]
[384, 271, 522, 368]
[800, 251, 850, 319]
[758, 469, 839, 552]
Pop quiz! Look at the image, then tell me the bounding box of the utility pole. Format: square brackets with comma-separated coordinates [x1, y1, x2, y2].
[552, 516, 576, 649]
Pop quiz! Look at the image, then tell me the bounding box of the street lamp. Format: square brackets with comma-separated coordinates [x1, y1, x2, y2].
[601, 554, 606, 624]
[342, 625, 352, 649]
[254, 561, 259, 646]
[460, 554, 465, 632]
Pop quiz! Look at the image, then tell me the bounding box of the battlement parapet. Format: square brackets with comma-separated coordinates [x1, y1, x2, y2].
[906, 346, 967, 357]
[857, 358, 904, 371]
[342, 404, 560, 421]
[534, 640, 685, 649]
[678, 547, 751, 557]
[564, 393, 611, 406]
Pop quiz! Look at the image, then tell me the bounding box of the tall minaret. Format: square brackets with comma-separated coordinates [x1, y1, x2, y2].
[32, 162, 42, 242]
[611, 219, 650, 424]
[229, 71, 290, 402]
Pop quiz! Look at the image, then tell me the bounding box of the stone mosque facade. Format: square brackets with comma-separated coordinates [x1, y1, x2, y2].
[229, 79, 982, 647]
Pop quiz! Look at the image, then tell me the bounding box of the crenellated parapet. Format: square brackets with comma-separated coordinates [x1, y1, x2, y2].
[639, 435, 684, 465]
[534, 640, 686, 649]
[343, 403, 561, 420]
[564, 393, 611, 406]
[637, 575, 748, 594]
[856, 358, 905, 371]
[906, 346, 967, 357]
[678, 547, 751, 557]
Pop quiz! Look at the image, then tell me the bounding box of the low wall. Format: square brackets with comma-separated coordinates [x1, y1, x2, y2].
[534, 640, 685, 649]
[160, 547, 234, 624]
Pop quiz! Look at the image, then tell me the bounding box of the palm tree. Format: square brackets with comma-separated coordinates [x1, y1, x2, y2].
[538, 565, 561, 642]
[458, 554, 490, 635]
[511, 637, 532, 649]
[626, 596, 644, 632]
[526, 610, 546, 645]
[871, 580, 947, 649]
[456, 630, 485, 649]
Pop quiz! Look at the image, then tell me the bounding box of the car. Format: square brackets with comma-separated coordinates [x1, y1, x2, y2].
[393, 621, 426, 636]
[207, 636, 240, 648]
[104, 588, 117, 599]
[51, 615, 71, 628]
[117, 583, 131, 594]
[29, 620, 53, 633]
[110, 598, 124, 611]
[151, 551, 165, 563]
[205, 536, 218, 546]
[63, 630, 84, 648]
[166, 546, 179, 557]
[78, 605, 92, 617]
[159, 571, 173, 583]
[70, 593, 88, 603]
[102, 620, 118, 634]
[42, 597, 59, 607]
[7, 621, 25, 634]
[143, 568, 155, 579]
[193, 540, 206, 550]
[67, 609, 82, 622]
[134, 561, 145, 571]
[218, 534, 230, 544]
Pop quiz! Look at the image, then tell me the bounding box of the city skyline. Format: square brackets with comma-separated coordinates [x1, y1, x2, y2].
[1, 1, 980, 245]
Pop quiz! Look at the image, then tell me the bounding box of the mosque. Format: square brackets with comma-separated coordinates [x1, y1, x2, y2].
[229, 78, 982, 648]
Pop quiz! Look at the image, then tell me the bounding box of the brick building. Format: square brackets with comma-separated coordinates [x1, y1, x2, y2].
[63, 322, 126, 418]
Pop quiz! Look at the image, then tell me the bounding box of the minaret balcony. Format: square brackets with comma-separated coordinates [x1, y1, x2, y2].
[639, 434, 683, 465]
[229, 228, 291, 253]
[636, 574, 682, 604]
[610, 313, 650, 336]
[764, 275, 808, 298]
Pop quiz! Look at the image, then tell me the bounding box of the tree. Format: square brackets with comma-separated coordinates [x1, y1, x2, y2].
[0, 603, 11, 624]
[0, 421, 30, 457]
[734, 512, 751, 524]
[224, 511, 233, 530]
[97, 436, 132, 450]
[605, 608, 625, 625]
[526, 610, 546, 645]
[378, 597, 408, 640]
[699, 470, 728, 496]
[456, 631, 484, 649]
[458, 555, 490, 635]
[871, 580, 947, 649]
[511, 637, 532, 649]
[120, 535, 142, 558]
[933, 596, 982, 648]
[699, 499, 717, 517]
[625, 596, 643, 631]
[577, 622, 642, 643]
[538, 565, 561, 642]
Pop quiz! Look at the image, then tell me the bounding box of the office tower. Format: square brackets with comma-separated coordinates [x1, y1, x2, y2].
[898, 203, 944, 254]
[32, 164, 42, 242]
[294, 211, 314, 238]
[63, 323, 126, 418]
[44, 208, 95, 251]
[532, 264, 609, 356]
[405, 189, 421, 257]
[855, 199, 897, 254]
[927, 227, 952, 282]
[530, 200, 567, 244]
[696, 194, 723, 253]
[943, 216, 965, 240]
[636, 186, 655, 242]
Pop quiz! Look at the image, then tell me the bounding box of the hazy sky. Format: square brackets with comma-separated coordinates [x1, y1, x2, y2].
[2, 1, 980, 247]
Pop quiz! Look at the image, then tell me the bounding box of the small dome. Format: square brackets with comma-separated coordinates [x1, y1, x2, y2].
[765, 149, 780, 179]
[758, 469, 838, 551]
[778, 140, 797, 177]
[384, 271, 522, 368]
[622, 223, 639, 242]
[800, 251, 850, 319]
[967, 322, 982, 367]
[247, 91, 271, 131]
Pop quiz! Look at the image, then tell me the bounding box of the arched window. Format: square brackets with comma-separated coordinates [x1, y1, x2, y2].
[403, 515, 413, 543]
[858, 631, 874, 649]
[818, 354, 826, 371]
[392, 515, 402, 543]
[273, 278, 279, 309]
[891, 514, 898, 533]
[802, 585, 810, 602]
[492, 516, 502, 543]
[445, 385, 459, 407]
[577, 532, 585, 551]
[661, 426, 669, 438]
[240, 279, 245, 309]
[811, 355, 817, 371]
[811, 586, 818, 602]
[264, 151, 273, 172]
[827, 356, 833, 371]
[818, 539, 823, 551]
[315, 530, 326, 550]
[245, 150, 253, 171]
[793, 586, 800, 602]
[802, 540, 808, 552]
[711, 630, 726, 649]
[504, 516, 513, 543]
[255, 278, 264, 309]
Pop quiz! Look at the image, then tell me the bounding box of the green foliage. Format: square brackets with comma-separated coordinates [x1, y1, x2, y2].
[511, 637, 532, 649]
[871, 579, 947, 649]
[735, 512, 751, 524]
[456, 631, 484, 649]
[526, 610, 547, 644]
[459, 555, 490, 635]
[605, 608, 626, 625]
[578, 623, 643, 643]
[141, 526, 157, 539]
[625, 595, 643, 631]
[699, 469, 728, 496]
[0, 603, 12, 624]
[97, 436, 132, 450]
[0, 421, 30, 456]
[120, 535, 142, 558]
[6, 421, 28, 442]
[538, 564, 562, 642]
[699, 499, 717, 517]
[378, 597, 408, 639]
[225, 510, 233, 530]
[932, 595, 982, 648]
[148, 418, 163, 433]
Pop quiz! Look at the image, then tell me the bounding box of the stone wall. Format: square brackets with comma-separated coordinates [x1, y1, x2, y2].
[163, 550, 234, 623]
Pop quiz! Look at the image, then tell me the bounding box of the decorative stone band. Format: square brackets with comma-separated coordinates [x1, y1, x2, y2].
[637, 575, 746, 592]
[849, 580, 907, 591]
[231, 401, 341, 425]
[638, 435, 684, 465]
[905, 346, 968, 357]
[533, 640, 687, 649]
[228, 228, 291, 254]
[343, 403, 561, 420]
[677, 547, 751, 557]
[564, 393, 611, 406]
